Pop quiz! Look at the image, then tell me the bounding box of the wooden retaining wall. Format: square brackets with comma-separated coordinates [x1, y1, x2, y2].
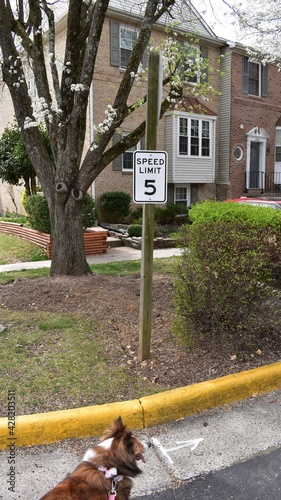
[0, 221, 108, 259]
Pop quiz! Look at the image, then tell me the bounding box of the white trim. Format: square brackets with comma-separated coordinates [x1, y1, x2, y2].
[246, 127, 269, 190]
[248, 61, 262, 98]
[174, 184, 191, 207]
[177, 114, 215, 159]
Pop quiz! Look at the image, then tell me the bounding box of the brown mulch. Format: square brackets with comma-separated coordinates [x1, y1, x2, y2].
[0, 272, 280, 396]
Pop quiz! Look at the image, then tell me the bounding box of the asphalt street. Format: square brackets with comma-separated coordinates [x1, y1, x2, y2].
[0, 390, 280, 499]
[134, 447, 281, 499]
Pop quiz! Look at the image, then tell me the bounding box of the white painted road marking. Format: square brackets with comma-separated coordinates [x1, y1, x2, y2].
[152, 437, 204, 465]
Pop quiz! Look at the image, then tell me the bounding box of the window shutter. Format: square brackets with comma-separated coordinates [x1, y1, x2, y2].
[112, 133, 122, 171]
[140, 135, 146, 149]
[200, 46, 208, 83]
[242, 56, 249, 94]
[110, 20, 120, 67]
[261, 64, 268, 97]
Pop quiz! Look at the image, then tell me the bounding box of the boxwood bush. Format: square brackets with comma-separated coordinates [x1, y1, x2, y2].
[127, 224, 142, 237]
[99, 191, 131, 223]
[173, 201, 281, 346]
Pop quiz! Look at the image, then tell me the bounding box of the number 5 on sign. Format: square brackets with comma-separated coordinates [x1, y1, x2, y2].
[133, 150, 167, 204]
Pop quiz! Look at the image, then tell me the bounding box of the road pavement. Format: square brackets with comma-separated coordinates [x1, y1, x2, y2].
[134, 447, 281, 499]
[0, 390, 280, 499]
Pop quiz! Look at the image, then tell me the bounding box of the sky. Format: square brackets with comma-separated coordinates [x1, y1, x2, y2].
[193, 0, 239, 42]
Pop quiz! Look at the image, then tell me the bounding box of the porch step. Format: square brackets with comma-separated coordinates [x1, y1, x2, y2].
[106, 236, 123, 248]
[244, 190, 263, 197]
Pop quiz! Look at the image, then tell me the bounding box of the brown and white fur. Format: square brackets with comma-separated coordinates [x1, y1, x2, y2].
[40, 417, 149, 499]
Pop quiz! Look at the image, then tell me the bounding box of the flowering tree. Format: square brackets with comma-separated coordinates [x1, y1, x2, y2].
[224, 0, 281, 64]
[0, 0, 215, 276]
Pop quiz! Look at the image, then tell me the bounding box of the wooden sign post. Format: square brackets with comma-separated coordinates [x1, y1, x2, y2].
[135, 51, 165, 361]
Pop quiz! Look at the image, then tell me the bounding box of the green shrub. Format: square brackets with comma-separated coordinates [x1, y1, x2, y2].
[173, 219, 275, 347]
[25, 193, 97, 234]
[21, 189, 28, 209]
[188, 200, 281, 263]
[25, 195, 51, 233]
[127, 224, 143, 237]
[81, 192, 98, 230]
[189, 200, 281, 230]
[154, 204, 190, 225]
[99, 191, 131, 223]
[130, 206, 143, 222]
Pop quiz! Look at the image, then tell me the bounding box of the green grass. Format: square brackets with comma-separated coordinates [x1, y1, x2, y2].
[0, 233, 48, 264]
[0, 238, 178, 415]
[0, 309, 166, 416]
[0, 257, 179, 285]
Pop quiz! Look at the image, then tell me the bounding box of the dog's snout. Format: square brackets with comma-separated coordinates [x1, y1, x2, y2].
[141, 438, 151, 450]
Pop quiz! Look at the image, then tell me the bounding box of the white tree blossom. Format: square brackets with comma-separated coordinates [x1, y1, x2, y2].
[225, 0, 281, 66]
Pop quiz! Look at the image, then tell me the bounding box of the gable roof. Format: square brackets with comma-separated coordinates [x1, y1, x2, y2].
[54, 1, 218, 41]
[170, 96, 217, 116]
[108, 0, 217, 39]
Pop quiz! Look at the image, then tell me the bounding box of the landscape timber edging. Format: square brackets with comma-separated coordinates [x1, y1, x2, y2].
[0, 221, 108, 258]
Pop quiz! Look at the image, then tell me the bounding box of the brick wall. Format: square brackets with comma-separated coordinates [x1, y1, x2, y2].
[228, 51, 281, 198]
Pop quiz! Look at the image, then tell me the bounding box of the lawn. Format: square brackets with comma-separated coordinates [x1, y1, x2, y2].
[0, 233, 48, 265]
[0, 238, 177, 416]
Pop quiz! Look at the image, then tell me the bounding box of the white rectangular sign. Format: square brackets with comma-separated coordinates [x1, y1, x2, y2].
[133, 150, 167, 204]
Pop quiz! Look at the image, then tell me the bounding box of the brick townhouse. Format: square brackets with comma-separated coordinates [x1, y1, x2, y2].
[1, 1, 281, 216]
[217, 44, 281, 200]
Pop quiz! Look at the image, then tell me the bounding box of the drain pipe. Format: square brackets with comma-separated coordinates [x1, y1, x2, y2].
[89, 82, 95, 200]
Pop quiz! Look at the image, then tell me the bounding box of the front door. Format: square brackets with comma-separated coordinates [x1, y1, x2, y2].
[249, 142, 261, 188]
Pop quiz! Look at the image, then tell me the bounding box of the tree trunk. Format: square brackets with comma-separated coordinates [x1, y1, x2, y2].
[49, 195, 92, 276]
[31, 173, 37, 195]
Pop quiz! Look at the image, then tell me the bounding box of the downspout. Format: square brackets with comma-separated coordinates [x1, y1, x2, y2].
[89, 81, 95, 199]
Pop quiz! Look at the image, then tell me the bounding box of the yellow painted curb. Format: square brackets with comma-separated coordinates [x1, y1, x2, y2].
[0, 362, 280, 449]
[0, 399, 142, 448]
[141, 362, 281, 427]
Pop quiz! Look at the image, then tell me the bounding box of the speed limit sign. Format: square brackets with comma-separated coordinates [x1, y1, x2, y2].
[133, 150, 167, 204]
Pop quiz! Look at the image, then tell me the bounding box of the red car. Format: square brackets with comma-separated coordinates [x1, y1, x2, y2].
[225, 197, 281, 210]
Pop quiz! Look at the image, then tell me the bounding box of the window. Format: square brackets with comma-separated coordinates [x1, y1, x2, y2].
[242, 57, 268, 97]
[248, 62, 260, 96]
[120, 27, 137, 68]
[275, 129, 281, 162]
[234, 146, 243, 161]
[179, 117, 210, 157]
[111, 21, 142, 69]
[112, 132, 141, 172]
[175, 186, 190, 207]
[180, 45, 208, 84]
[122, 142, 137, 171]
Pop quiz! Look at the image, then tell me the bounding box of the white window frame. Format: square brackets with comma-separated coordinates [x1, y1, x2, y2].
[182, 45, 200, 84]
[122, 135, 140, 172]
[178, 116, 211, 158]
[120, 26, 138, 69]
[174, 185, 191, 208]
[275, 127, 281, 162]
[248, 61, 261, 97]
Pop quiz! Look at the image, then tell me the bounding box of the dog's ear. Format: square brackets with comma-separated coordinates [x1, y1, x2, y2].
[122, 431, 133, 448]
[100, 417, 126, 441]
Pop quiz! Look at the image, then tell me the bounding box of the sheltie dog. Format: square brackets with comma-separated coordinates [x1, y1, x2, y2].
[40, 417, 149, 499]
